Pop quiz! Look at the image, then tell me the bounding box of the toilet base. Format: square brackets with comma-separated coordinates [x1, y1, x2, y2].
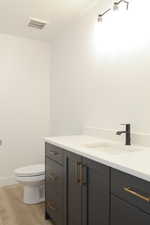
[23, 183, 45, 204]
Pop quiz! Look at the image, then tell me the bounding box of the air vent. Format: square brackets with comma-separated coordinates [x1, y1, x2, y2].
[28, 18, 47, 30]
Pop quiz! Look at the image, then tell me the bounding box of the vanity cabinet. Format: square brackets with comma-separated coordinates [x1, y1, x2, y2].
[111, 168, 150, 215]
[82, 158, 109, 225]
[45, 143, 150, 225]
[45, 143, 66, 225]
[67, 152, 82, 225]
[111, 195, 150, 225]
[111, 169, 150, 225]
[67, 152, 109, 225]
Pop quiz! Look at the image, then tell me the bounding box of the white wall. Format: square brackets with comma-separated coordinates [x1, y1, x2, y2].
[51, 0, 150, 136]
[0, 34, 51, 186]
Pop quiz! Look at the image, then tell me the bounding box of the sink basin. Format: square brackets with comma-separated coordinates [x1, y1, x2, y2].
[84, 142, 114, 148]
[82, 142, 142, 155]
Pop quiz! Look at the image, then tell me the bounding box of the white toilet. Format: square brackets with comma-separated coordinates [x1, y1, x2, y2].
[14, 164, 45, 205]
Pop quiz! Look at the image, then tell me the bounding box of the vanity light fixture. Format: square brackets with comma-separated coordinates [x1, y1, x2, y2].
[97, 0, 130, 23]
[113, 0, 129, 11]
[98, 8, 111, 22]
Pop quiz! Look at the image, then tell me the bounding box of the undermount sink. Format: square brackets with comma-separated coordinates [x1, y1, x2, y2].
[82, 142, 142, 155]
[84, 142, 114, 148]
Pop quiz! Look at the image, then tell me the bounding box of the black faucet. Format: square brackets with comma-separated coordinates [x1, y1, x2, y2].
[116, 124, 131, 145]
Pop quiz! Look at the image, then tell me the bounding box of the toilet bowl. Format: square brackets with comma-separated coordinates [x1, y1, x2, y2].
[14, 164, 45, 204]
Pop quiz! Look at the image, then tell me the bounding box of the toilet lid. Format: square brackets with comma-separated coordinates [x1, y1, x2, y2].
[15, 164, 45, 177]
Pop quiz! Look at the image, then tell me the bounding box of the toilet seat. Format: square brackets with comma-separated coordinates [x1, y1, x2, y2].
[16, 174, 45, 183]
[15, 164, 45, 177]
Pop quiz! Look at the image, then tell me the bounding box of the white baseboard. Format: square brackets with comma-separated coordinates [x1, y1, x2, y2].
[0, 176, 17, 187]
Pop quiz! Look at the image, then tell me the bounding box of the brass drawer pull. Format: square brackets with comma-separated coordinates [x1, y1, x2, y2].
[82, 165, 87, 185]
[74, 161, 80, 183]
[79, 164, 83, 185]
[49, 151, 59, 156]
[79, 164, 87, 186]
[123, 187, 150, 203]
[47, 201, 56, 211]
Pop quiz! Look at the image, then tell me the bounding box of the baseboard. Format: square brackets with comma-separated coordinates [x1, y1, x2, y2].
[0, 176, 17, 187]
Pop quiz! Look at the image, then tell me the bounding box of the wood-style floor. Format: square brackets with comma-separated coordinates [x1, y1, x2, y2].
[0, 184, 52, 225]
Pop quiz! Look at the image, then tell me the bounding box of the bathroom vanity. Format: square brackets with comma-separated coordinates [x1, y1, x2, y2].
[45, 136, 150, 225]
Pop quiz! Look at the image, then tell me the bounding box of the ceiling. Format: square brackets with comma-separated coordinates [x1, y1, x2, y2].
[0, 0, 99, 42]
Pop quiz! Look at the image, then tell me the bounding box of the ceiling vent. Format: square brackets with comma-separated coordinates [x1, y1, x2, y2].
[28, 18, 47, 30]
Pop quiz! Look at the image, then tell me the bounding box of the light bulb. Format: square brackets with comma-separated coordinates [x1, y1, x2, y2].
[98, 15, 103, 23]
[113, 2, 119, 11]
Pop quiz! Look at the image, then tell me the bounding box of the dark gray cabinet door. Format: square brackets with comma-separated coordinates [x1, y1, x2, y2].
[45, 157, 65, 225]
[111, 195, 150, 225]
[67, 152, 82, 225]
[83, 159, 110, 225]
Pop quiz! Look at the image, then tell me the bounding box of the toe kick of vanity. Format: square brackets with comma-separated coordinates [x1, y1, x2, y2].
[45, 142, 150, 225]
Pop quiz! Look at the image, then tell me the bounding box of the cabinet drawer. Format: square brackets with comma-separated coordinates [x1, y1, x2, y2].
[45, 143, 65, 165]
[111, 169, 150, 214]
[111, 195, 150, 225]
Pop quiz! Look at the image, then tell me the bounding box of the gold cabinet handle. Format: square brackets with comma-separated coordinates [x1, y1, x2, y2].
[79, 164, 83, 185]
[79, 164, 87, 186]
[47, 201, 56, 211]
[74, 161, 80, 183]
[123, 187, 150, 203]
[74, 162, 87, 185]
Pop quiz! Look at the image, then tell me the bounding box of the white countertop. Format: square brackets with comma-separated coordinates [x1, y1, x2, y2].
[44, 135, 150, 182]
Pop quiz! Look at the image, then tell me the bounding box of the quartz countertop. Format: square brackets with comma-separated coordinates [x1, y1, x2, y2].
[44, 135, 150, 182]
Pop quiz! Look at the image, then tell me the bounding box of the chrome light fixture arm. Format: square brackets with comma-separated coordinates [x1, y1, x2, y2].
[113, 0, 129, 10]
[98, 8, 111, 22]
[97, 0, 130, 23]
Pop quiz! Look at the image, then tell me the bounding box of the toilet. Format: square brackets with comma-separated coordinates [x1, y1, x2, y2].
[14, 164, 45, 205]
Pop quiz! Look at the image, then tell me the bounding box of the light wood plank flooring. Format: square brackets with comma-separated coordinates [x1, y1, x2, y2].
[0, 184, 52, 225]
